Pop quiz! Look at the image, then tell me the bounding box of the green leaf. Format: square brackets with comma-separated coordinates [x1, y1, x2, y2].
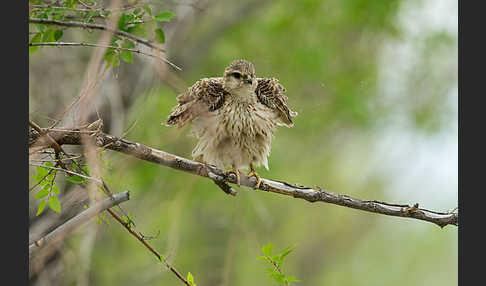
[143, 5, 152, 16]
[117, 13, 131, 31]
[51, 185, 61, 195]
[257, 256, 271, 262]
[35, 166, 48, 181]
[280, 245, 295, 260]
[36, 200, 47, 216]
[35, 24, 46, 33]
[287, 275, 300, 283]
[120, 40, 135, 63]
[45, 161, 53, 167]
[155, 28, 165, 43]
[67, 175, 85, 184]
[187, 272, 195, 286]
[154, 11, 175, 22]
[54, 29, 63, 41]
[29, 33, 42, 54]
[133, 8, 142, 15]
[42, 29, 56, 42]
[35, 187, 49, 199]
[261, 243, 274, 257]
[270, 272, 286, 283]
[30, 32, 42, 44]
[104, 49, 118, 69]
[48, 196, 61, 213]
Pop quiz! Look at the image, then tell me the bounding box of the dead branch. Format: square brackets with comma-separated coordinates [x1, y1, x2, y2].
[29, 126, 459, 228]
[29, 190, 130, 255]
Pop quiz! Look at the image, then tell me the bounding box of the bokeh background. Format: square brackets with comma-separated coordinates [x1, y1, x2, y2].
[29, 0, 458, 285]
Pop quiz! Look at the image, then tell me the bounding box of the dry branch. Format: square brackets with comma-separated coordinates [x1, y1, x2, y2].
[29, 126, 458, 228]
[29, 190, 130, 255]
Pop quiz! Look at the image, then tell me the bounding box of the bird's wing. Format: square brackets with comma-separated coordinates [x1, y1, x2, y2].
[165, 77, 228, 127]
[255, 77, 297, 127]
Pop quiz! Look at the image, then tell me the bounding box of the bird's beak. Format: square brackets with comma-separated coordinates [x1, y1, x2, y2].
[245, 77, 252, 84]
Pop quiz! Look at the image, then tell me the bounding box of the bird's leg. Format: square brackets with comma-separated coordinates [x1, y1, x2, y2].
[224, 165, 241, 186]
[247, 163, 262, 189]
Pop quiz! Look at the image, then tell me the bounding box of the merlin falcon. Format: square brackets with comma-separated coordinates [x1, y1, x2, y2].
[165, 59, 297, 187]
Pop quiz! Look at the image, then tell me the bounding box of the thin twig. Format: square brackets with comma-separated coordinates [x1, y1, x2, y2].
[29, 127, 459, 228]
[29, 42, 175, 67]
[29, 163, 102, 184]
[29, 18, 181, 71]
[106, 208, 191, 285]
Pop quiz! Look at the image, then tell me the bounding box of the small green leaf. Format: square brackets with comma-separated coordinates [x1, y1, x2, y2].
[35, 187, 49, 199]
[104, 49, 118, 69]
[48, 196, 61, 213]
[42, 29, 56, 42]
[154, 11, 174, 22]
[270, 272, 286, 283]
[29, 46, 38, 55]
[280, 245, 295, 260]
[133, 8, 142, 15]
[54, 29, 63, 41]
[36, 200, 47, 216]
[143, 5, 152, 16]
[67, 175, 85, 184]
[51, 185, 61, 195]
[187, 272, 195, 286]
[257, 256, 271, 262]
[117, 13, 131, 31]
[120, 40, 134, 63]
[35, 24, 46, 33]
[45, 161, 54, 167]
[262, 243, 274, 257]
[155, 28, 165, 43]
[35, 166, 48, 181]
[30, 32, 42, 44]
[287, 275, 300, 283]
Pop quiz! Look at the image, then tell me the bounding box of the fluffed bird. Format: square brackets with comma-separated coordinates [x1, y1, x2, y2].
[165, 59, 297, 188]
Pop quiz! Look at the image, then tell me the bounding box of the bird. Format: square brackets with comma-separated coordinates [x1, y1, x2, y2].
[164, 59, 297, 188]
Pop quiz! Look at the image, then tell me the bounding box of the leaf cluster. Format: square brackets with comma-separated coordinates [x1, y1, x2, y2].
[258, 243, 299, 285]
[29, 0, 175, 69]
[33, 162, 61, 215]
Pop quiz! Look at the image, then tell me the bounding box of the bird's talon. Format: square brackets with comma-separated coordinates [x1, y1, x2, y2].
[224, 169, 241, 186]
[248, 170, 262, 189]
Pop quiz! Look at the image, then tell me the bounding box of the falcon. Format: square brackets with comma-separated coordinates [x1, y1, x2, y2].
[165, 59, 297, 188]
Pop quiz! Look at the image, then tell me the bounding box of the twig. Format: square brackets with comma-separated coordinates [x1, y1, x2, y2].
[29, 190, 130, 255]
[29, 162, 102, 184]
[106, 208, 191, 286]
[29, 18, 181, 71]
[29, 42, 175, 67]
[29, 127, 459, 228]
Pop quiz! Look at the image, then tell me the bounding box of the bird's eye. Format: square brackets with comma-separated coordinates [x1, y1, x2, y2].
[232, 72, 241, 79]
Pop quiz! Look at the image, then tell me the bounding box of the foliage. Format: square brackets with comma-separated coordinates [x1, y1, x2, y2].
[29, 0, 175, 68]
[258, 243, 299, 285]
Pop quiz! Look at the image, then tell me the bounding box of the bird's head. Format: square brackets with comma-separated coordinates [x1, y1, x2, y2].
[223, 59, 256, 93]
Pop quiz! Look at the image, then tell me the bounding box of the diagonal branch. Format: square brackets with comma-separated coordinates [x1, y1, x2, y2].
[28, 126, 459, 228]
[29, 190, 130, 255]
[106, 208, 191, 286]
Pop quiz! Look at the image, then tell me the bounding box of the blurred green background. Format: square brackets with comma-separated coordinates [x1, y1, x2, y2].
[29, 0, 457, 285]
